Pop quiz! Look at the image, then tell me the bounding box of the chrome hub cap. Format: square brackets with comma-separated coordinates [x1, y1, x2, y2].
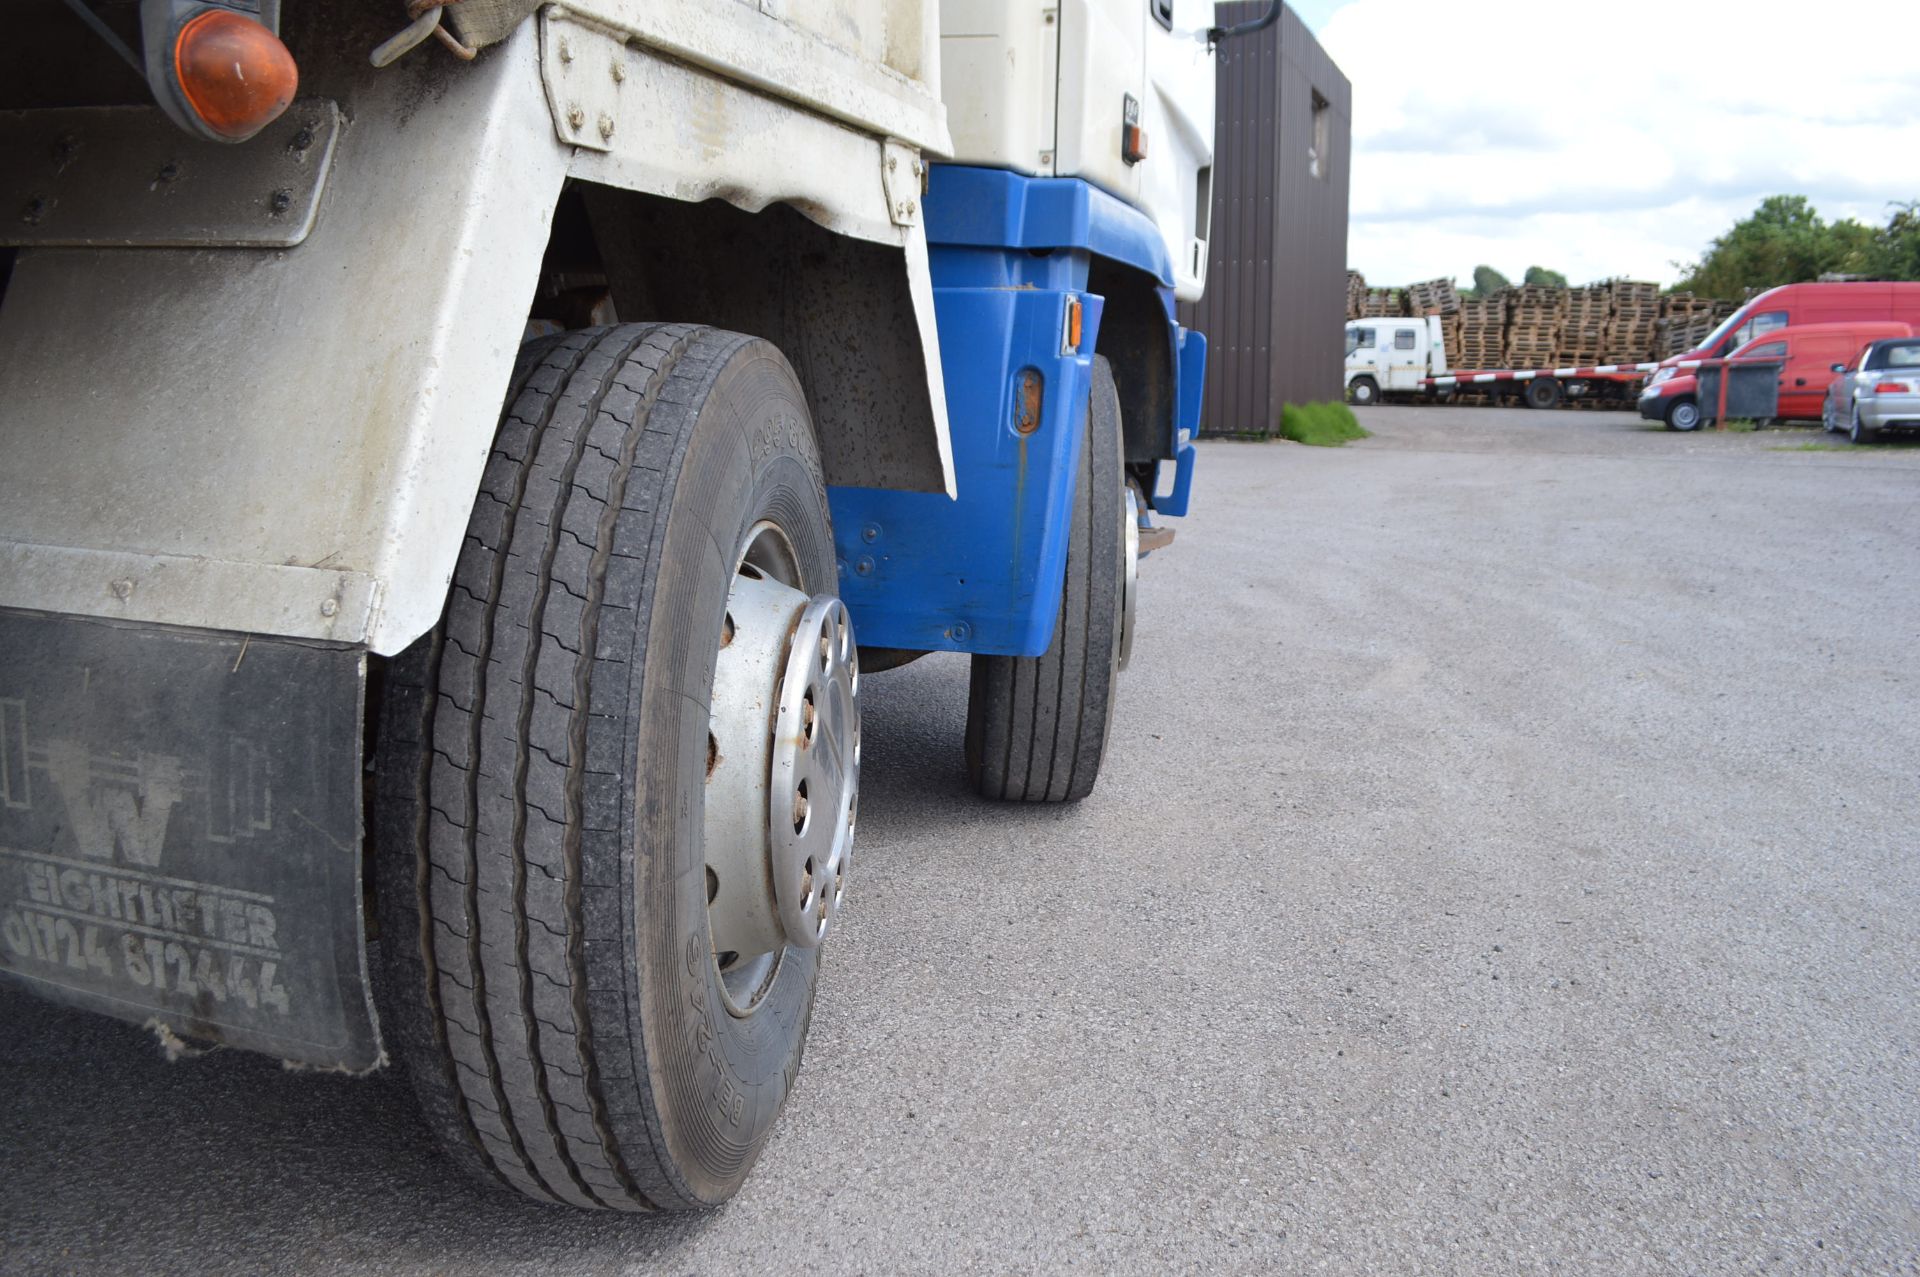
[703, 527, 859, 1014]
[769, 596, 858, 946]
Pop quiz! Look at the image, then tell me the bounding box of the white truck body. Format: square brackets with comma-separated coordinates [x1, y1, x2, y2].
[0, 1, 957, 656]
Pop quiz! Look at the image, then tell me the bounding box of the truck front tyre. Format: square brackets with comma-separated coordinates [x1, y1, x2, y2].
[1524, 378, 1563, 410]
[964, 356, 1126, 803]
[1665, 397, 1702, 432]
[375, 324, 853, 1211]
[1348, 376, 1379, 406]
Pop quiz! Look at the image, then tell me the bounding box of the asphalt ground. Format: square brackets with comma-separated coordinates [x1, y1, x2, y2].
[4, 405, 1918, 1275]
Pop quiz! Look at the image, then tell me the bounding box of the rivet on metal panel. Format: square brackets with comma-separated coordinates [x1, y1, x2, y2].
[291, 126, 314, 153]
[855, 556, 875, 577]
[1044, 9, 1055, 21]
[320, 599, 339, 617]
[597, 114, 615, 141]
[558, 37, 573, 62]
[946, 621, 972, 642]
[51, 135, 79, 172]
[860, 524, 880, 544]
[567, 105, 585, 131]
[1039, 150, 1054, 166]
[610, 60, 625, 83]
[887, 156, 897, 172]
[110, 578, 134, 601]
[21, 196, 47, 225]
[269, 189, 293, 216]
[156, 162, 179, 185]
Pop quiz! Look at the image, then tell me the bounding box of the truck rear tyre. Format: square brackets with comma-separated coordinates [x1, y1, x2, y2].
[375, 324, 854, 1211]
[1665, 397, 1702, 431]
[1348, 376, 1379, 406]
[1524, 377, 1563, 410]
[964, 355, 1125, 802]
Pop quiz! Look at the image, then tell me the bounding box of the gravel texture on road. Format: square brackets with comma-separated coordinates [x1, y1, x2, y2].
[4, 406, 1917, 1275]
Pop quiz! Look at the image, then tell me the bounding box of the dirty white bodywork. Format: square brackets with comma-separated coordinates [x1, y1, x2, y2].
[0, 4, 953, 656]
[939, 0, 1213, 299]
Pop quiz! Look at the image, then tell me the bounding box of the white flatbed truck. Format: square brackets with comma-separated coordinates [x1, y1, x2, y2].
[1345, 315, 1650, 410]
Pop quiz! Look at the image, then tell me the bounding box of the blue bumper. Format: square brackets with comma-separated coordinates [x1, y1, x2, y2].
[828, 167, 1204, 658]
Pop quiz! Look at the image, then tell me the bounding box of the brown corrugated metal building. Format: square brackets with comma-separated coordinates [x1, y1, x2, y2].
[1179, 2, 1351, 434]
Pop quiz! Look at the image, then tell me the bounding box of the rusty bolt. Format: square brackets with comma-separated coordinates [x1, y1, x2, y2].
[291, 126, 314, 152]
[567, 105, 585, 131]
[268, 189, 293, 215]
[21, 196, 46, 225]
[320, 598, 339, 618]
[597, 114, 615, 141]
[110, 578, 134, 601]
[861, 523, 880, 544]
[855, 556, 875, 577]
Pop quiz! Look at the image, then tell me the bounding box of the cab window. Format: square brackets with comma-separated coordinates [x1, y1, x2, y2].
[1347, 327, 1374, 355]
[1739, 340, 1787, 360]
[1393, 329, 1417, 351]
[1726, 310, 1788, 351]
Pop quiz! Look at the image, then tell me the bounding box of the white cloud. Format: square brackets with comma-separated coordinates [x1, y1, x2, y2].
[1317, 0, 1920, 287]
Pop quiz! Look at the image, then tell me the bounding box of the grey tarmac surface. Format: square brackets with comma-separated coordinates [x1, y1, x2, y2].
[4, 405, 1918, 1275]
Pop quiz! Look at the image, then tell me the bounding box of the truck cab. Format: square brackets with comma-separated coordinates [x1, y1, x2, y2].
[1345, 315, 1446, 405]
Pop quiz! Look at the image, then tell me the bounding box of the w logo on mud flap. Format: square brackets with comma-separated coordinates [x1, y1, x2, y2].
[0, 704, 271, 870]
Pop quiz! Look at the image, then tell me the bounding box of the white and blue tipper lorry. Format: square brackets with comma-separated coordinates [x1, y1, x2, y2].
[0, 0, 1261, 1208]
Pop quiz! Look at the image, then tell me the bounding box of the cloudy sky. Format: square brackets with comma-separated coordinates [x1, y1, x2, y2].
[1298, 0, 1920, 288]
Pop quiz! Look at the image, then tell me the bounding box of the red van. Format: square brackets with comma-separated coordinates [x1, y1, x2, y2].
[1665, 281, 1920, 366]
[1638, 282, 1920, 429]
[1640, 321, 1914, 427]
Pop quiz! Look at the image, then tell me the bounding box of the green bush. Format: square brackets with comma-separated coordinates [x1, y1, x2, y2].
[1280, 400, 1371, 447]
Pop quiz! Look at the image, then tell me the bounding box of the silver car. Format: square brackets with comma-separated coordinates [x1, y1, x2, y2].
[1823, 337, 1920, 443]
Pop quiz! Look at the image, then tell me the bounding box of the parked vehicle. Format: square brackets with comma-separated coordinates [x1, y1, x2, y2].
[1345, 317, 1644, 409]
[1639, 321, 1913, 430]
[1654, 282, 1920, 370]
[0, 0, 1252, 1211]
[1823, 337, 1920, 444]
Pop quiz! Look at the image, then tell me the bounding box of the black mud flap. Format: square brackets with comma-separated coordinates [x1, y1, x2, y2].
[0, 610, 381, 1070]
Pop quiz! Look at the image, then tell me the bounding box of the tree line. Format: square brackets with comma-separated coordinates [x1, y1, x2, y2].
[1457, 196, 1920, 300]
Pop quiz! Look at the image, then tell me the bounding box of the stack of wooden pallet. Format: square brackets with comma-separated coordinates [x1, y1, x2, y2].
[1504, 285, 1565, 368]
[1561, 285, 1612, 366]
[1603, 280, 1661, 364]
[1405, 277, 1461, 317]
[1455, 296, 1506, 368]
[1654, 292, 1728, 359]
[1346, 271, 1367, 320]
[1357, 287, 1407, 318]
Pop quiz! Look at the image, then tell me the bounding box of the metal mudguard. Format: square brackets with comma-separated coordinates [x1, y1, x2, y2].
[0, 609, 379, 1070]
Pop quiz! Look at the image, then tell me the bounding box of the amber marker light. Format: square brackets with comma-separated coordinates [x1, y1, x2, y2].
[174, 8, 298, 141]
